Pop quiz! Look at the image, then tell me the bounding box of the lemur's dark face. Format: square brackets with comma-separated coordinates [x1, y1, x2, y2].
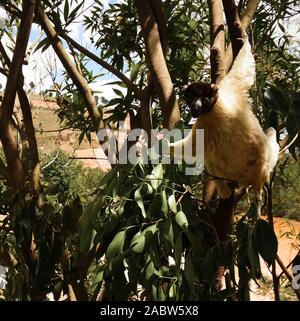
[183, 81, 219, 118]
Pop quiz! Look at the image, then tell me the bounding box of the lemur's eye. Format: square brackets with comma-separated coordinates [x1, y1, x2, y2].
[203, 97, 210, 104]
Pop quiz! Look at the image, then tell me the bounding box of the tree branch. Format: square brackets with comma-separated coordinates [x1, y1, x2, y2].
[35, 2, 104, 133]
[135, 0, 180, 130]
[0, 41, 41, 196]
[276, 255, 300, 301]
[208, 0, 225, 84]
[224, 0, 261, 71]
[0, 0, 36, 189]
[241, 0, 261, 29]
[59, 32, 142, 98]
[148, 0, 169, 56]
[222, 0, 244, 60]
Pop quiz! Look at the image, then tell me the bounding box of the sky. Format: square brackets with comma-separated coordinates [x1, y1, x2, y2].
[0, 0, 123, 101]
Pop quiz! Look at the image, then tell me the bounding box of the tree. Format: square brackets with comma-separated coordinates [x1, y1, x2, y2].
[0, 0, 299, 301]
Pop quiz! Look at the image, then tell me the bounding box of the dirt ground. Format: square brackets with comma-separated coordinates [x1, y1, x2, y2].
[250, 216, 300, 301]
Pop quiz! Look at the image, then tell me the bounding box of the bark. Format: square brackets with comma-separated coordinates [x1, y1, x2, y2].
[224, 0, 261, 71]
[135, 0, 180, 130]
[18, 88, 41, 195]
[0, 0, 36, 189]
[140, 84, 154, 140]
[0, 41, 40, 196]
[241, 0, 261, 29]
[36, 2, 104, 133]
[212, 193, 235, 241]
[208, 0, 225, 84]
[266, 182, 280, 301]
[148, 0, 169, 56]
[222, 0, 244, 61]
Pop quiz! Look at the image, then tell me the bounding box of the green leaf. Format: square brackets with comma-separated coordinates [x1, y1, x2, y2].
[174, 233, 182, 275]
[113, 88, 124, 97]
[160, 218, 174, 248]
[247, 228, 262, 279]
[130, 62, 142, 81]
[144, 255, 155, 282]
[168, 193, 177, 213]
[130, 232, 145, 254]
[64, 0, 70, 22]
[264, 86, 289, 115]
[183, 250, 195, 299]
[67, 2, 84, 25]
[290, 93, 300, 117]
[134, 187, 146, 218]
[91, 269, 104, 300]
[160, 189, 168, 216]
[80, 228, 97, 253]
[130, 225, 158, 253]
[175, 211, 189, 229]
[149, 164, 163, 190]
[78, 197, 103, 253]
[33, 37, 50, 54]
[253, 219, 278, 266]
[106, 230, 126, 260]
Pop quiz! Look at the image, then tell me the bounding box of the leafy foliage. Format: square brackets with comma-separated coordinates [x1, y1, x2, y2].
[0, 0, 299, 301]
[76, 163, 278, 301]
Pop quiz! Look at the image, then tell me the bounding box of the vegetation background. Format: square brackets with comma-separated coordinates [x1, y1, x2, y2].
[0, 0, 299, 301]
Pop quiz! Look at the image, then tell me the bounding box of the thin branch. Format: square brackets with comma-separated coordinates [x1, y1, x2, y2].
[36, 1, 104, 133]
[41, 150, 59, 170]
[24, 30, 44, 65]
[276, 255, 300, 301]
[0, 0, 36, 189]
[59, 32, 142, 98]
[279, 132, 299, 155]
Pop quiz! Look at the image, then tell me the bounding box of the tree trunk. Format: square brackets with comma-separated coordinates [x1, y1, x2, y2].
[135, 0, 181, 130]
[0, 0, 36, 190]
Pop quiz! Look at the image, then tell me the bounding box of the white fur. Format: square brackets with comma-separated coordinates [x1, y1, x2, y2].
[169, 38, 279, 205]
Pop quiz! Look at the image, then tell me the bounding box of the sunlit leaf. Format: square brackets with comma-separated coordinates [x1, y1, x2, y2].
[168, 193, 177, 213]
[175, 211, 188, 229]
